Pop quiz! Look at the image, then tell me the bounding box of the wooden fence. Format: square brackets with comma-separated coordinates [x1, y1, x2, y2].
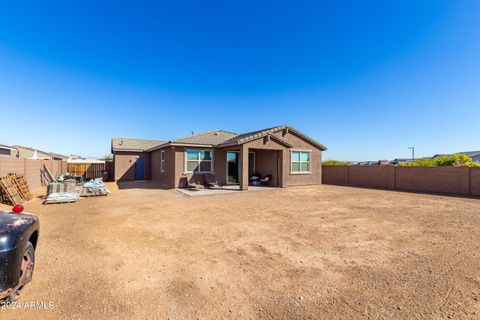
[67, 163, 106, 179]
[322, 165, 480, 197]
[0, 157, 67, 190]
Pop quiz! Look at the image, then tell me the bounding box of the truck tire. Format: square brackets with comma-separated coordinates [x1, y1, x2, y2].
[4, 241, 35, 303]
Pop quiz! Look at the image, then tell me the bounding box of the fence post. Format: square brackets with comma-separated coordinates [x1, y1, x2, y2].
[394, 166, 397, 190]
[469, 167, 472, 196]
[347, 165, 350, 185]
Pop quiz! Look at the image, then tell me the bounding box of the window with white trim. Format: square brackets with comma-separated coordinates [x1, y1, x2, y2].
[291, 151, 311, 173]
[185, 149, 213, 173]
[160, 150, 165, 172]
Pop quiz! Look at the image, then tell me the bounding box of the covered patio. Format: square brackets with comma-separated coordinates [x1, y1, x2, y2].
[218, 134, 293, 190]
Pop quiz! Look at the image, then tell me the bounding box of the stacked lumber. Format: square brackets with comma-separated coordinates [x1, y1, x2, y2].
[0, 173, 32, 205]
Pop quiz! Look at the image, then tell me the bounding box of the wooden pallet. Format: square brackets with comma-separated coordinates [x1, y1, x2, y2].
[9, 173, 32, 201]
[0, 175, 24, 205]
[44, 198, 77, 204]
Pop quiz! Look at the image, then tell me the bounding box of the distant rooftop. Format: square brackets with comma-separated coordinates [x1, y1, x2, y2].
[0, 143, 15, 150]
[13, 145, 68, 160]
[111, 138, 166, 152]
[172, 130, 238, 146]
[433, 151, 480, 158]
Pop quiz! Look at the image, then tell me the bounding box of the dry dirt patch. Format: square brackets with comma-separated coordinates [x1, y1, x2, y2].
[1, 182, 480, 319]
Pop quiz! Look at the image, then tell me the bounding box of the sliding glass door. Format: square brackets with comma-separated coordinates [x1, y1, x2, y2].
[226, 152, 239, 184]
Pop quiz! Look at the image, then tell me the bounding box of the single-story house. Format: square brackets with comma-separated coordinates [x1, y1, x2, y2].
[111, 125, 327, 190]
[465, 151, 480, 163]
[0, 143, 15, 157]
[434, 151, 480, 163]
[13, 145, 68, 160]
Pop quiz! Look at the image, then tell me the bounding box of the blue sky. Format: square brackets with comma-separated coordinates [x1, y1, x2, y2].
[0, 1, 479, 160]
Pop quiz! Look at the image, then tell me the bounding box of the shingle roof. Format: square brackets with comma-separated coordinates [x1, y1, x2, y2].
[217, 125, 327, 151]
[118, 125, 327, 152]
[172, 130, 238, 146]
[219, 125, 286, 146]
[111, 138, 166, 152]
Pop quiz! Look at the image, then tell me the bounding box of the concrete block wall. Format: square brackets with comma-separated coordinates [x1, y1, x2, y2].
[323, 165, 480, 197]
[0, 157, 67, 190]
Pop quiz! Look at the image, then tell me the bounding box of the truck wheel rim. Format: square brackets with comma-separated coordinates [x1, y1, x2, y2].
[16, 251, 34, 295]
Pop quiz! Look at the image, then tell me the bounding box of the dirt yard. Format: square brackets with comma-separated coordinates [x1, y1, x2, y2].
[1, 182, 480, 319]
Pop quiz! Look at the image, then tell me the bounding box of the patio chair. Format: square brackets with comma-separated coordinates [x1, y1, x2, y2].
[250, 173, 261, 186]
[259, 175, 272, 186]
[182, 174, 203, 190]
[204, 173, 221, 189]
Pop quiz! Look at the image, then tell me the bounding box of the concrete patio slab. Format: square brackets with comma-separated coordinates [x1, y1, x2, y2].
[176, 185, 279, 196]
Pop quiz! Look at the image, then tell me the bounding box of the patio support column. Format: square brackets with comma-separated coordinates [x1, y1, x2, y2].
[279, 149, 288, 188]
[239, 144, 249, 190]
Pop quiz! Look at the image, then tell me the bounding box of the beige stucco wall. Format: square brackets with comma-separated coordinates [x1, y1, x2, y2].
[170, 146, 221, 188]
[240, 131, 323, 187]
[115, 129, 323, 187]
[151, 147, 176, 187]
[113, 151, 151, 181]
[272, 131, 322, 186]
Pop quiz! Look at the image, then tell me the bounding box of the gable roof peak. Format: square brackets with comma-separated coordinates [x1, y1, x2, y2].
[217, 125, 327, 151]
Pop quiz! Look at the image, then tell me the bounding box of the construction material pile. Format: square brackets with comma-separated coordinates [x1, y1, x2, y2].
[48, 182, 77, 194]
[40, 165, 56, 186]
[44, 178, 110, 204]
[0, 173, 33, 205]
[79, 179, 110, 197]
[45, 192, 80, 204]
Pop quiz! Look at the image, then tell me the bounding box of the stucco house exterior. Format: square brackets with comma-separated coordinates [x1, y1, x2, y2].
[111, 125, 327, 190]
[0, 144, 15, 157]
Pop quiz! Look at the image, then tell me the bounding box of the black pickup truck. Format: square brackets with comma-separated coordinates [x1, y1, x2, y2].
[0, 206, 39, 303]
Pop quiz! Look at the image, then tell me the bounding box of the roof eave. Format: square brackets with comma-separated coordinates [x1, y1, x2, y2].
[284, 126, 328, 151]
[170, 142, 214, 148]
[147, 142, 215, 152]
[216, 141, 241, 148]
[112, 148, 150, 152]
[218, 125, 327, 151]
[218, 134, 293, 148]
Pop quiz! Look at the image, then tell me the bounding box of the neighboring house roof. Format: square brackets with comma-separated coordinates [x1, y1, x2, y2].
[13, 145, 67, 159]
[461, 151, 480, 158]
[111, 138, 166, 152]
[433, 151, 480, 158]
[0, 143, 15, 150]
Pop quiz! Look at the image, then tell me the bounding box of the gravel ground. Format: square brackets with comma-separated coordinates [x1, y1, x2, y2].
[1, 181, 480, 319]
